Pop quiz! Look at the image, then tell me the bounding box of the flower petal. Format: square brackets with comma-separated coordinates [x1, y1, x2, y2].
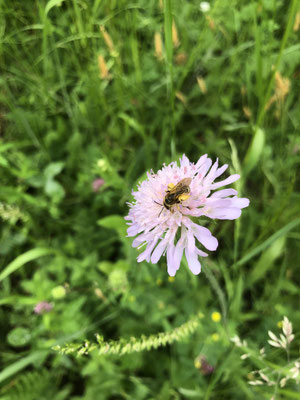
[137, 239, 158, 262]
[172, 231, 187, 272]
[151, 239, 168, 264]
[215, 164, 228, 178]
[210, 189, 238, 198]
[210, 174, 240, 190]
[185, 248, 201, 275]
[203, 159, 218, 183]
[206, 207, 242, 220]
[192, 225, 218, 251]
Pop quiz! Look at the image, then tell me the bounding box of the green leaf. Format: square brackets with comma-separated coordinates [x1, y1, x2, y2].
[97, 215, 127, 238]
[0, 351, 47, 383]
[44, 0, 65, 17]
[0, 248, 55, 282]
[44, 162, 65, 179]
[248, 236, 285, 285]
[243, 127, 265, 175]
[118, 113, 145, 139]
[44, 179, 65, 199]
[234, 218, 300, 269]
[7, 327, 31, 347]
[278, 389, 300, 399]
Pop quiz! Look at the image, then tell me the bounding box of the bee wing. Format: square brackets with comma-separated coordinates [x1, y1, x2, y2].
[169, 177, 192, 193]
[178, 177, 192, 186]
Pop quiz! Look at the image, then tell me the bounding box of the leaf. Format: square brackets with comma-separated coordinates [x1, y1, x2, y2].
[44, 162, 65, 179]
[7, 327, 31, 347]
[234, 218, 300, 269]
[243, 127, 265, 176]
[44, 179, 65, 199]
[248, 236, 285, 285]
[97, 215, 127, 238]
[0, 248, 55, 282]
[118, 113, 145, 139]
[0, 351, 47, 383]
[278, 389, 300, 399]
[228, 138, 241, 174]
[44, 0, 65, 17]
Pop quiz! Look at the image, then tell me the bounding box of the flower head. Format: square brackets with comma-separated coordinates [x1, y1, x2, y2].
[34, 301, 53, 314]
[92, 178, 105, 192]
[125, 154, 249, 276]
[195, 354, 214, 375]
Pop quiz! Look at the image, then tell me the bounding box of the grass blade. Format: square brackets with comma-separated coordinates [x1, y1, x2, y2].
[234, 218, 300, 269]
[0, 248, 55, 282]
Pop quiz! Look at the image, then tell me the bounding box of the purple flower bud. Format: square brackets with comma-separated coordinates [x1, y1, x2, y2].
[195, 355, 215, 375]
[92, 178, 105, 192]
[34, 301, 53, 314]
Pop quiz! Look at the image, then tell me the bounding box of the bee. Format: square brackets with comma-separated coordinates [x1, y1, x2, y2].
[155, 177, 192, 214]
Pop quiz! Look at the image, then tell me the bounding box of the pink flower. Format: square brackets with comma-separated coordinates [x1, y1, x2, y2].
[34, 301, 53, 314]
[92, 178, 105, 192]
[125, 154, 249, 276]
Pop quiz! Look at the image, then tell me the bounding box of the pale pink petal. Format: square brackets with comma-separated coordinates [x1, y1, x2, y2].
[180, 154, 190, 167]
[206, 207, 242, 220]
[196, 248, 208, 257]
[137, 238, 159, 262]
[167, 243, 177, 276]
[210, 174, 240, 190]
[204, 159, 218, 182]
[192, 225, 218, 251]
[186, 248, 201, 274]
[151, 239, 168, 264]
[195, 154, 208, 170]
[127, 225, 141, 236]
[215, 164, 228, 178]
[198, 158, 212, 177]
[172, 233, 186, 272]
[232, 197, 250, 208]
[210, 189, 238, 198]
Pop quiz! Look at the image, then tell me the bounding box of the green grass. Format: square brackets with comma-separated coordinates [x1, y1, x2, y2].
[0, 0, 300, 399]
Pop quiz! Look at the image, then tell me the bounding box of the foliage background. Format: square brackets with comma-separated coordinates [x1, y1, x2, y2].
[0, 0, 299, 399]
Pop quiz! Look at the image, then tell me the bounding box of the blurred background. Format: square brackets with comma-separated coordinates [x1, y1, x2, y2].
[0, 0, 299, 399]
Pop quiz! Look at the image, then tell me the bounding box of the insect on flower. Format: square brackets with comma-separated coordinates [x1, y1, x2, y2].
[125, 154, 249, 276]
[155, 177, 192, 215]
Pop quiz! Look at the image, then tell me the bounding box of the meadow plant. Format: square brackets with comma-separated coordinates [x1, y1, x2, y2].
[34, 302, 53, 315]
[232, 317, 300, 397]
[0, 0, 299, 398]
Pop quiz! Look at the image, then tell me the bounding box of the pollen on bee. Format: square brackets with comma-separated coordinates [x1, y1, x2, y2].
[167, 183, 175, 190]
[178, 193, 190, 202]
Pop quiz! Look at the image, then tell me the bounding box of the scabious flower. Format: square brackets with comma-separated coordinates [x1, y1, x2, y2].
[125, 154, 249, 276]
[34, 301, 53, 314]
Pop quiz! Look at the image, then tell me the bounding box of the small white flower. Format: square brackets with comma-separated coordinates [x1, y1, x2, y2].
[282, 316, 292, 338]
[280, 377, 288, 387]
[241, 353, 249, 360]
[268, 340, 281, 348]
[259, 371, 269, 382]
[260, 347, 265, 356]
[199, 1, 211, 13]
[249, 380, 263, 386]
[268, 330, 278, 342]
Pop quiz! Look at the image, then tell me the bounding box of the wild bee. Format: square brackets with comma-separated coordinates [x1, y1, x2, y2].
[155, 177, 192, 214]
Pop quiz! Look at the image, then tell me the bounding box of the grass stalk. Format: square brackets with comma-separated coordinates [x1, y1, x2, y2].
[163, 0, 175, 158]
[256, 0, 299, 127]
